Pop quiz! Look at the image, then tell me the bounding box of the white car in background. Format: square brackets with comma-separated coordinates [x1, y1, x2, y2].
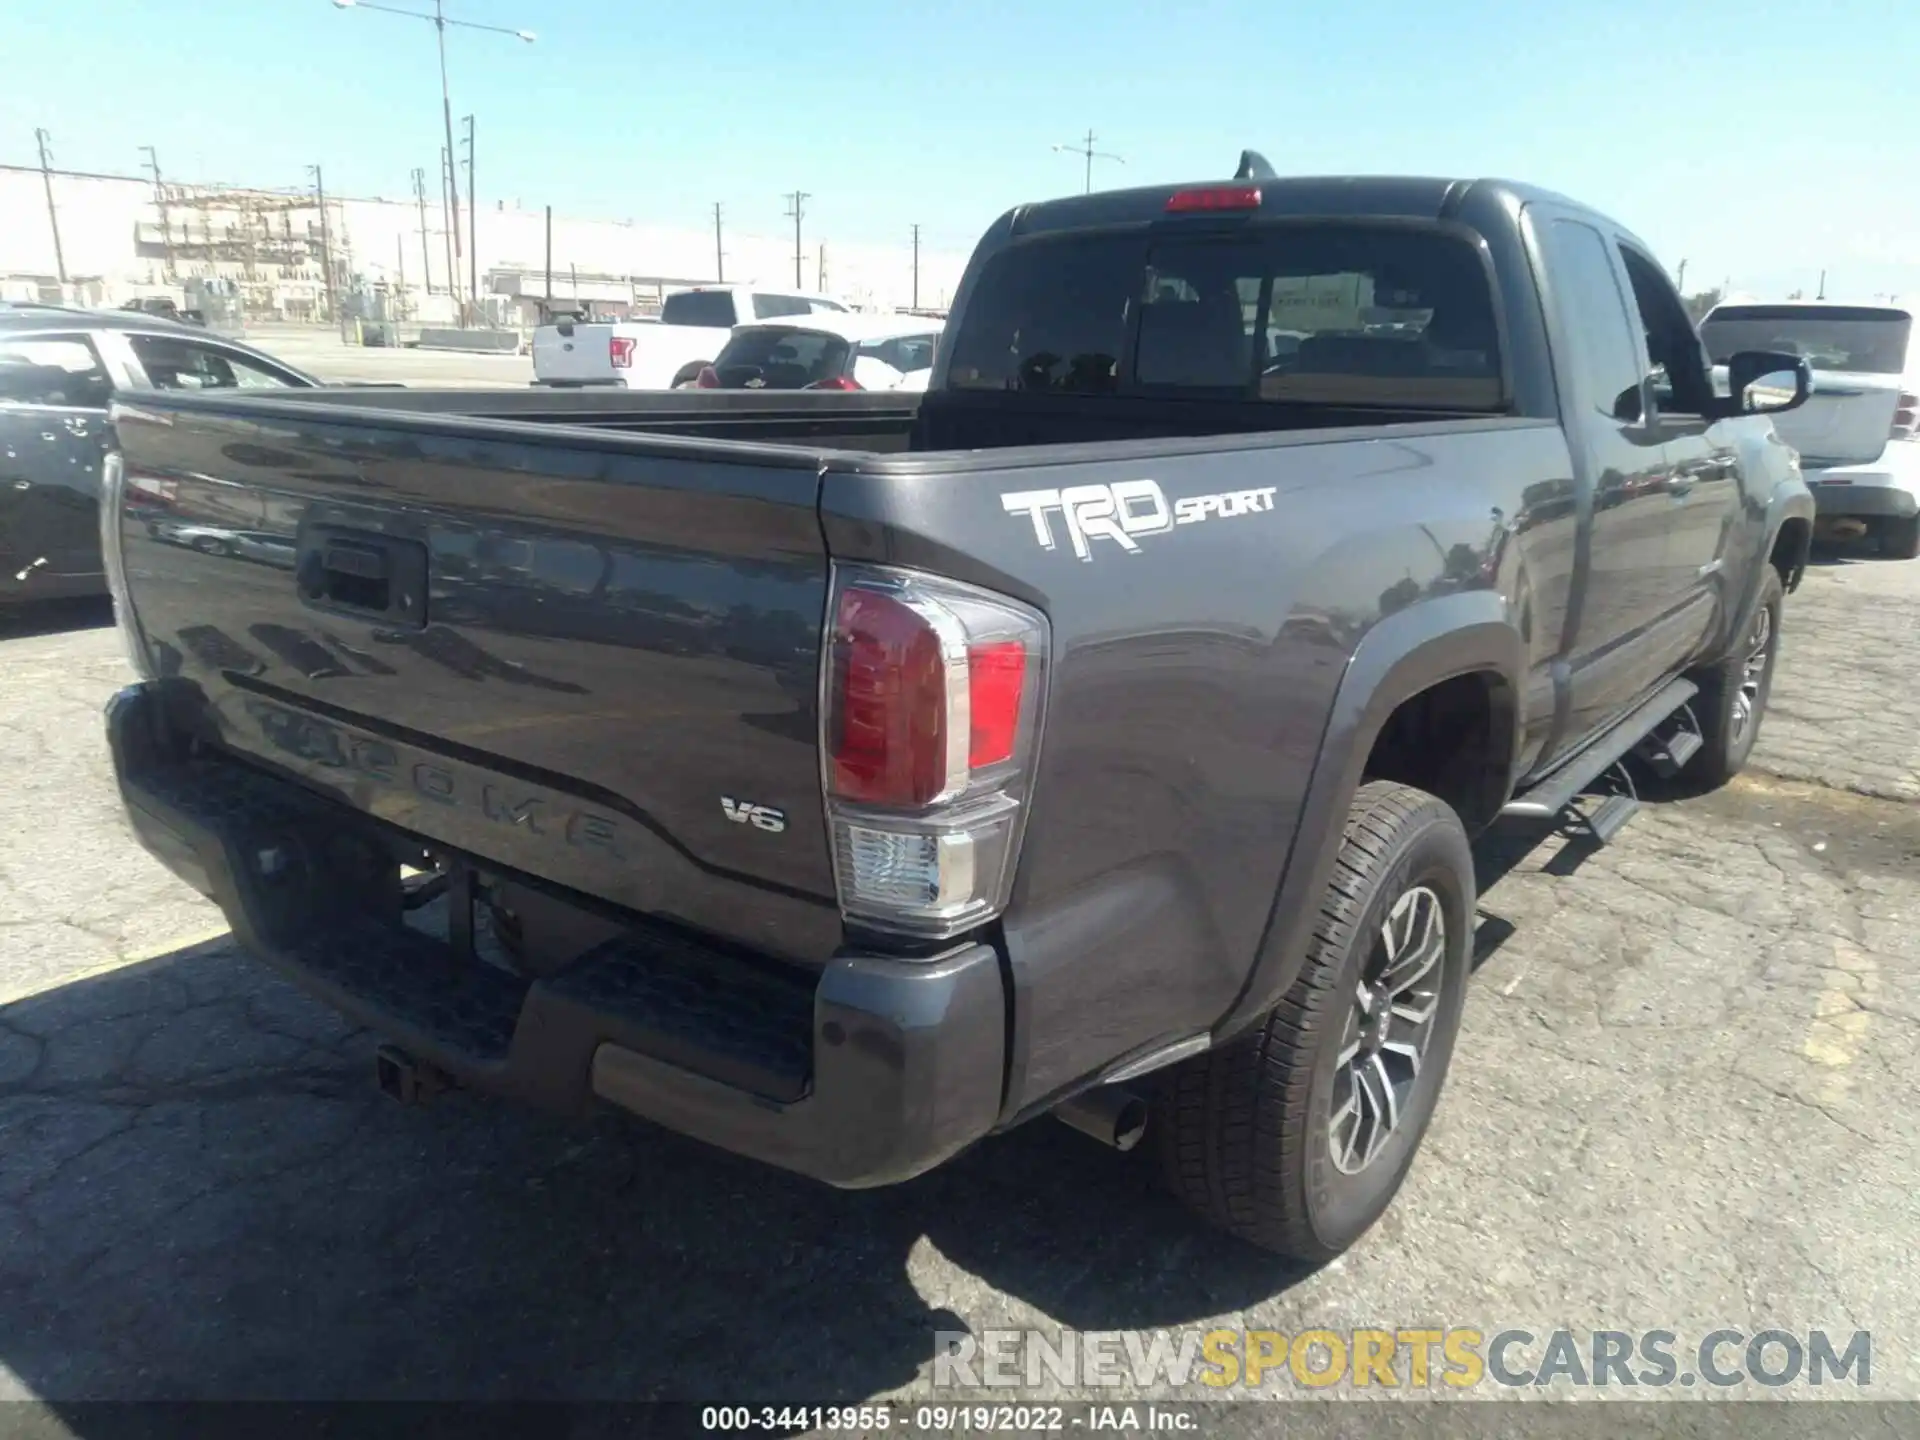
[530, 286, 850, 391]
[1699, 300, 1918, 558]
[690, 313, 943, 393]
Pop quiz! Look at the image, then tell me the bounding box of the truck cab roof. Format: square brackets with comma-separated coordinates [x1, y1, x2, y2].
[1001, 171, 1652, 264]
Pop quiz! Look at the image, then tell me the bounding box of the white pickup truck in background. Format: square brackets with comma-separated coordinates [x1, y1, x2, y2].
[530, 286, 850, 390]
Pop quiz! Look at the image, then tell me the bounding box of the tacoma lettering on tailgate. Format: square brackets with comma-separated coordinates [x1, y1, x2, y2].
[242, 698, 626, 858]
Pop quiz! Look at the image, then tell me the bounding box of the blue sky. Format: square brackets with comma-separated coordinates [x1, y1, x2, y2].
[7, 0, 1918, 298]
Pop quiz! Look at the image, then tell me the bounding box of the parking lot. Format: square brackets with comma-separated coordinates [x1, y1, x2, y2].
[239, 323, 536, 388]
[1, 544, 1915, 1405]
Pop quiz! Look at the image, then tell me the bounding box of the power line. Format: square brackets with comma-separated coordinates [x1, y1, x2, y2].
[785, 190, 810, 289]
[1051, 129, 1125, 194]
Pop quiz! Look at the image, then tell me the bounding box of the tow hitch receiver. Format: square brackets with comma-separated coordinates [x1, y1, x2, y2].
[374, 1043, 453, 1106]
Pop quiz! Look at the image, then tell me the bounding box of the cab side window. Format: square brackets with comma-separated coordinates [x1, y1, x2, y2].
[0, 336, 113, 409]
[1618, 247, 1712, 420]
[1537, 218, 1645, 423]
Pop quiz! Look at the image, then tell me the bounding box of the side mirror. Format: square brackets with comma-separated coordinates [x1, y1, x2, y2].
[1726, 350, 1811, 416]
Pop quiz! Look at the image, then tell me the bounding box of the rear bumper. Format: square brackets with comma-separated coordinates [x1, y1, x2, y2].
[1805, 452, 1920, 521]
[106, 680, 1007, 1188]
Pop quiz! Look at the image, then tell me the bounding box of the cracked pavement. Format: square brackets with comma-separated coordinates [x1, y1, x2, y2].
[1, 547, 1916, 1406]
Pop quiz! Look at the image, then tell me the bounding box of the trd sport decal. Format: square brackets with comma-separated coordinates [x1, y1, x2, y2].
[1001, 480, 1278, 561]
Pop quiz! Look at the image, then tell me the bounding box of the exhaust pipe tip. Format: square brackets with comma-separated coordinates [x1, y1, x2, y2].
[1053, 1085, 1149, 1152]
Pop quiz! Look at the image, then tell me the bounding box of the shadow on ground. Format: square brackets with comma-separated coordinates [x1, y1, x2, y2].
[0, 597, 114, 641]
[0, 942, 1309, 1404]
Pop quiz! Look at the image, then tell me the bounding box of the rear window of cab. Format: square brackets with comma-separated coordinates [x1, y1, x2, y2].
[943, 223, 1504, 410]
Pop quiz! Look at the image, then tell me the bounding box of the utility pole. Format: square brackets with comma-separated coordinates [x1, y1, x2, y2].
[1675, 258, 1688, 293]
[1051, 130, 1124, 194]
[412, 167, 433, 294]
[34, 128, 67, 287]
[331, 0, 535, 318]
[817, 241, 827, 294]
[140, 145, 175, 281]
[308, 165, 337, 325]
[433, 1, 464, 323]
[713, 203, 725, 283]
[544, 204, 553, 311]
[441, 145, 459, 316]
[785, 190, 809, 290]
[463, 114, 478, 321]
[911, 223, 920, 310]
[1817, 269, 1828, 301]
[396, 232, 406, 310]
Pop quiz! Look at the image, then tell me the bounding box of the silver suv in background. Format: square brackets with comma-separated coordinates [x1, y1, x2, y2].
[1700, 301, 1918, 558]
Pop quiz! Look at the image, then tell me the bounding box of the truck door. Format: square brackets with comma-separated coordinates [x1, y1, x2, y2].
[0, 333, 115, 595]
[1530, 212, 1688, 754]
[1617, 243, 1740, 659]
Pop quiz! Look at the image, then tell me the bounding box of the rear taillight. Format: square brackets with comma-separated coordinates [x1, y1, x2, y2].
[1892, 391, 1917, 439]
[822, 565, 1048, 938]
[806, 375, 862, 391]
[608, 336, 636, 368]
[695, 365, 720, 388]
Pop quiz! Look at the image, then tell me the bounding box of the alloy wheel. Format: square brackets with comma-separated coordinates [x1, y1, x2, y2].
[1329, 884, 1446, 1175]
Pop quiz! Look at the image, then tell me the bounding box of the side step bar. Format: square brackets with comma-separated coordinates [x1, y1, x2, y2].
[1502, 677, 1698, 821]
[1583, 792, 1641, 844]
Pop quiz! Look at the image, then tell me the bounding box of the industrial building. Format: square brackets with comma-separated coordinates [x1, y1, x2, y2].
[0, 162, 969, 328]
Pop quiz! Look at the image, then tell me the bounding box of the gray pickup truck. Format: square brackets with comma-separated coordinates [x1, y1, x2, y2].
[101, 155, 1813, 1261]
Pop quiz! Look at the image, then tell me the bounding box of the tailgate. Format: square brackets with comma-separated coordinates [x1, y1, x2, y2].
[110, 395, 841, 964]
[1701, 304, 1911, 466]
[1773, 371, 1901, 466]
[531, 323, 619, 383]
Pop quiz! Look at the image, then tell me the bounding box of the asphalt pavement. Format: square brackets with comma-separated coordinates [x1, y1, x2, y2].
[1, 543, 1916, 1409]
[240, 323, 536, 388]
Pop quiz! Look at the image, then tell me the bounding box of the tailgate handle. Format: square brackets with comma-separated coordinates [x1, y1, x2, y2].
[323, 541, 388, 581]
[297, 527, 428, 626]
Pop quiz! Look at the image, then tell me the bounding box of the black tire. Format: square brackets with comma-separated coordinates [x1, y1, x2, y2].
[1689, 566, 1784, 789]
[670, 361, 709, 389]
[1152, 781, 1473, 1261]
[1877, 515, 1920, 560]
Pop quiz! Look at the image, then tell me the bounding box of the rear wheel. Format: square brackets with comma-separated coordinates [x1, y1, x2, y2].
[1152, 781, 1473, 1261]
[670, 361, 708, 389]
[1690, 566, 1783, 788]
[1877, 514, 1920, 560]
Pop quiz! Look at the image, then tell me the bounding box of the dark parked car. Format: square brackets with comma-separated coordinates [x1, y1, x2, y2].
[120, 296, 206, 326]
[0, 310, 315, 603]
[693, 314, 943, 392]
[103, 154, 1813, 1260]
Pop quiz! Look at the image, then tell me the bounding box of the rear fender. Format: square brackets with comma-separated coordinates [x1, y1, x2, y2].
[1213, 590, 1524, 1038]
